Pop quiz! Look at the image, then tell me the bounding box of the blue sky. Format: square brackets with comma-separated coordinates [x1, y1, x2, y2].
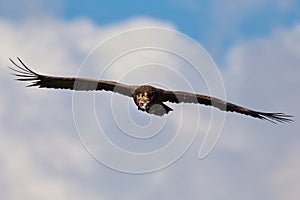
[68, 0, 299, 60]
[2, 0, 300, 62]
[60, 0, 300, 38]
[0, 1, 300, 200]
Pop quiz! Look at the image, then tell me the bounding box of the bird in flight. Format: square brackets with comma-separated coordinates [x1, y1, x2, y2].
[9, 57, 293, 123]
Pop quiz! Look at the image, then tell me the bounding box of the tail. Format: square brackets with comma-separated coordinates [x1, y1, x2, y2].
[148, 103, 173, 116]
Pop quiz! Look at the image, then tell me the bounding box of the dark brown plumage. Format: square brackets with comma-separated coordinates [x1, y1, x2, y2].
[9, 58, 293, 123]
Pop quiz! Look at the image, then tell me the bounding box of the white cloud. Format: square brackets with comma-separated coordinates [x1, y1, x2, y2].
[0, 133, 100, 200]
[220, 23, 300, 199]
[267, 144, 300, 200]
[224, 24, 300, 109]
[0, 0, 62, 19]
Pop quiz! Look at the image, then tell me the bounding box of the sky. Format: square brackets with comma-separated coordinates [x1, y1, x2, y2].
[0, 0, 300, 200]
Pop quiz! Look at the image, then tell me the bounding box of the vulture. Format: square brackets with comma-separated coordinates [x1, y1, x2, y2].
[9, 57, 293, 123]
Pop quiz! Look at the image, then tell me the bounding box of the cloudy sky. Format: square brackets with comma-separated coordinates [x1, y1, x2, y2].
[1, 0, 300, 199]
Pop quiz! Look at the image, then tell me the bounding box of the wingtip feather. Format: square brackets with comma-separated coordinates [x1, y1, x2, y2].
[258, 112, 294, 124]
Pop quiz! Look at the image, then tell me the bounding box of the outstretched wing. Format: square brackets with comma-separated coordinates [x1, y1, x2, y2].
[9, 58, 136, 97]
[162, 90, 293, 123]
